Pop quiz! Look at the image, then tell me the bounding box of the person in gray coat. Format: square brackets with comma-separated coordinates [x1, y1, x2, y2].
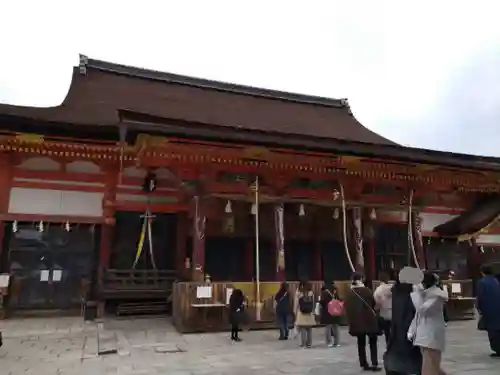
[408, 272, 448, 375]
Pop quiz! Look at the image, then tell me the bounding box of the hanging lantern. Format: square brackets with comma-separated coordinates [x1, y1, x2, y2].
[12, 220, 18, 233]
[38, 221, 44, 233]
[299, 204, 305, 217]
[64, 221, 71, 232]
[370, 208, 377, 220]
[251, 203, 257, 215]
[333, 208, 339, 219]
[225, 200, 232, 214]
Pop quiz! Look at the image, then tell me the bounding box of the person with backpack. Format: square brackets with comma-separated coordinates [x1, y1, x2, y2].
[274, 282, 291, 340]
[319, 282, 342, 347]
[294, 280, 315, 348]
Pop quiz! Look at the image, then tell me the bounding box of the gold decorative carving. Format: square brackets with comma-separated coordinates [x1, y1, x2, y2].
[341, 156, 361, 164]
[15, 133, 44, 144]
[242, 146, 271, 159]
[134, 134, 169, 149]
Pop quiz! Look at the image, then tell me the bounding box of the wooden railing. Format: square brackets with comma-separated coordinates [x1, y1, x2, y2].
[172, 281, 351, 333]
[101, 269, 177, 299]
[171, 279, 474, 333]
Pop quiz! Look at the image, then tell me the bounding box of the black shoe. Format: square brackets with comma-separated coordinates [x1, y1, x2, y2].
[370, 366, 381, 371]
[362, 365, 371, 371]
[490, 352, 500, 357]
[234, 337, 242, 342]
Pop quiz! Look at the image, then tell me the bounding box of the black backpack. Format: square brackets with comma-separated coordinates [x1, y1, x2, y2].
[298, 293, 314, 314]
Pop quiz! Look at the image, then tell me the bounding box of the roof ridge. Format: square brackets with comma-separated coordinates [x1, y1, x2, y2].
[78, 54, 349, 109]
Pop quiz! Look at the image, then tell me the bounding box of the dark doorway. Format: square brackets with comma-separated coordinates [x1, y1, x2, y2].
[321, 240, 351, 282]
[110, 211, 177, 270]
[285, 240, 313, 281]
[205, 237, 246, 281]
[374, 223, 409, 278]
[7, 223, 97, 310]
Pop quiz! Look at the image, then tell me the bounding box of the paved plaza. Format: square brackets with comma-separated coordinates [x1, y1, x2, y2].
[0, 316, 497, 375]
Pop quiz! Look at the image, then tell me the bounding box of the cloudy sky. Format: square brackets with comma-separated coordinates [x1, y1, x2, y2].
[1, 1, 500, 156]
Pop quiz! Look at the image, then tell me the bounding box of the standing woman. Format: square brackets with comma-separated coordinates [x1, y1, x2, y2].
[294, 280, 315, 348]
[319, 282, 342, 347]
[228, 289, 245, 341]
[274, 282, 291, 340]
[409, 272, 448, 375]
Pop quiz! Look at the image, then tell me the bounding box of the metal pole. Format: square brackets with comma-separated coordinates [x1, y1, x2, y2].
[254, 176, 261, 321]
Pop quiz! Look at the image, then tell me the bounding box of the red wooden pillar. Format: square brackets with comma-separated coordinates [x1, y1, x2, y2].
[99, 166, 118, 276]
[368, 238, 376, 281]
[0, 153, 12, 271]
[97, 165, 117, 316]
[245, 237, 254, 281]
[175, 211, 188, 280]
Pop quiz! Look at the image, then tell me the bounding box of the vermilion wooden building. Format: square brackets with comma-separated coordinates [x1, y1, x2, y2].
[0, 55, 499, 317]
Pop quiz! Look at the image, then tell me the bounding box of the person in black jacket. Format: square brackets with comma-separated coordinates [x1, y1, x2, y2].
[228, 289, 245, 341]
[274, 282, 291, 340]
[319, 282, 342, 347]
[383, 277, 422, 375]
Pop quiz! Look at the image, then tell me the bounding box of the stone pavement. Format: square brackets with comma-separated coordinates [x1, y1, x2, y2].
[0, 317, 497, 375]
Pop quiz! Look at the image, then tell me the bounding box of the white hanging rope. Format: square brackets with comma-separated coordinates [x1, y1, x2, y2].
[147, 211, 157, 269]
[407, 189, 420, 268]
[340, 183, 355, 272]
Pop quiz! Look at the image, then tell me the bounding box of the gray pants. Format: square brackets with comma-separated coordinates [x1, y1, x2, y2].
[299, 327, 312, 347]
[324, 324, 340, 345]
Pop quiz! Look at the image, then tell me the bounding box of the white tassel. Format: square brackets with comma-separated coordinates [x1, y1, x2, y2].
[340, 184, 355, 272]
[225, 200, 232, 214]
[299, 204, 305, 217]
[251, 203, 257, 215]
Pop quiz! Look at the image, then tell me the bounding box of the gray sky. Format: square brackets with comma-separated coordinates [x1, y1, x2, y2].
[1, 0, 500, 156]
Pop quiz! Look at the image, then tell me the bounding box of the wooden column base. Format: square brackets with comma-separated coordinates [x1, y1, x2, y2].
[97, 301, 105, 318]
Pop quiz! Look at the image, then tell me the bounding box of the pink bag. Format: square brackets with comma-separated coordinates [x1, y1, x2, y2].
[327, 299, 344, 316]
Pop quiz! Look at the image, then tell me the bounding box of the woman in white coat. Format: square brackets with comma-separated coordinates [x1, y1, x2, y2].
[409, 272, 449, 375]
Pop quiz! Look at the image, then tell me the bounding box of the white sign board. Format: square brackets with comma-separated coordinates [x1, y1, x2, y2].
[196, 286, 212, 299]
[0, 274, 10, 288]
[40, 270, 50, 282]
[451, 283, 462, 294]
[52, 270, 62, 282]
